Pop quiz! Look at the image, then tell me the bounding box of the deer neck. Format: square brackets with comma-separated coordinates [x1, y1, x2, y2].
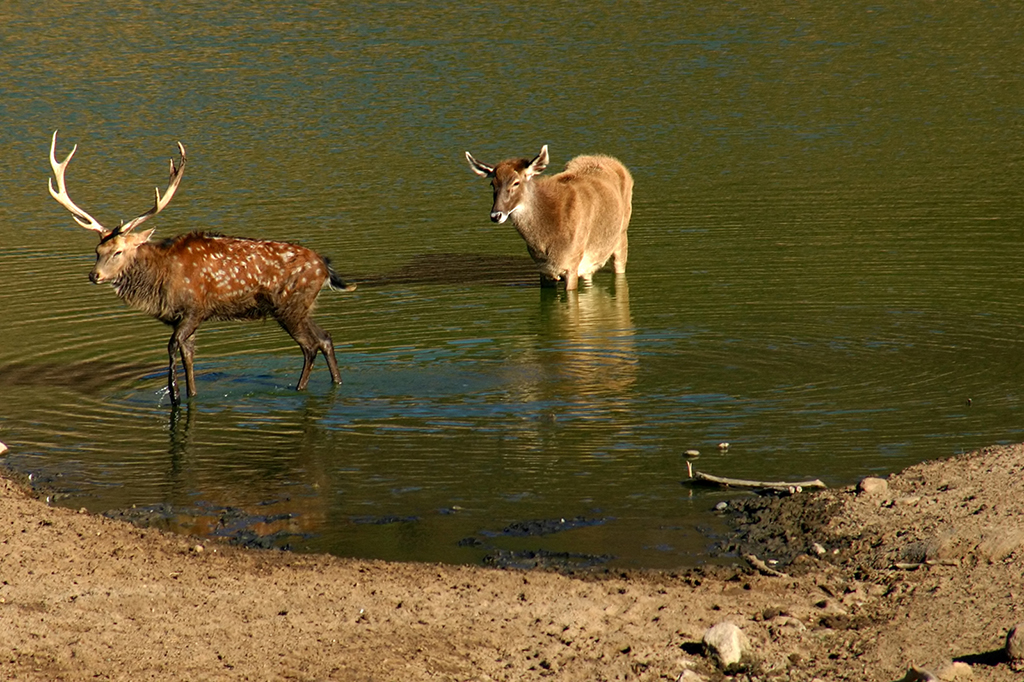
[508, 182, 548, 238]
[112, 246, 165, 315]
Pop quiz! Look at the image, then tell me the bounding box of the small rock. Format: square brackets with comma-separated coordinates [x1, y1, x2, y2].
[1006, 622, 1024, 668]
[715, 502, 728, 511]
[978, 530, 1024, 563]
[702, 622, 753, 672]
[717, 442, 730, 450]
[936, 660, 973, 680]
[193, 544, 205, 553]
[685, 449, 700, 458]
[0, 441, 8, 455]
[770, 615, 806, 632]
[811, 542, 826, 555]
[857, 477, 888, 495]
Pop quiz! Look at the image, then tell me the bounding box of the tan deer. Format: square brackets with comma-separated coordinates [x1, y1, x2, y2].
[465, 145, 633, 290]
[47, 131, 356, 406]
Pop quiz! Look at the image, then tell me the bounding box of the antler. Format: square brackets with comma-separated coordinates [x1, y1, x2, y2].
[119, 140, 187, 234]
[48, 130, 109, 235]
[47, 130, 187, 237]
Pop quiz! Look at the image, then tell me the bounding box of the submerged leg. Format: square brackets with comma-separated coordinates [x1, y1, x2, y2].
[167, 318, 200, 405]
[279, 316, 341, 391]
[180, 331, 198, 398]
[296, 342, 318, 391]
[613, 234, 628, 274]
[310, 320, 342, 385]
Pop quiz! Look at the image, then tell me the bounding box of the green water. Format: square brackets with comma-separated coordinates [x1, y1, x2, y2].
[0, 1, 1022, 568]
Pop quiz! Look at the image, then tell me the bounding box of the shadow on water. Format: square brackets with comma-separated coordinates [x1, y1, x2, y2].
[352, 252, 538, 288]
[0, 361, 161, 395]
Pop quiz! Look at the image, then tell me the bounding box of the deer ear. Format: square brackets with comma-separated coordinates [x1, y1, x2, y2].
[136, 228, 156, 243]
[526, 145, 549, 177]
[465, 151, 494, 177]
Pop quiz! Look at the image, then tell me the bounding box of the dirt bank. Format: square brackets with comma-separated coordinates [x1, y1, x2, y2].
[2, 443, 1023, 681]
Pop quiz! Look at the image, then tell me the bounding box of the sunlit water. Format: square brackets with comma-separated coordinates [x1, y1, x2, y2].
[0, 2, 1022, 568]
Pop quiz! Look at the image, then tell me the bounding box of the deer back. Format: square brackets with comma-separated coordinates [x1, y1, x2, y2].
[119, 232, 330, 324]
[532, 154, 633, 256]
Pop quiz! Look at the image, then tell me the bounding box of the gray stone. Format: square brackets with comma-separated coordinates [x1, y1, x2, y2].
[702, 622, 752, 671]
[857, 476, 888, 495]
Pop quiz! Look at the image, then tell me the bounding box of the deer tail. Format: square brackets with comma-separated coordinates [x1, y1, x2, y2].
[323, 257, 357, 292]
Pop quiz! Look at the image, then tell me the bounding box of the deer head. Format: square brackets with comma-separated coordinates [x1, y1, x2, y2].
[48, 131, 186, 284]
[465, 145, 549, 224]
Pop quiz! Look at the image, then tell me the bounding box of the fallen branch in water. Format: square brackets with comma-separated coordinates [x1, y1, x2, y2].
[686, 461, 826, 493]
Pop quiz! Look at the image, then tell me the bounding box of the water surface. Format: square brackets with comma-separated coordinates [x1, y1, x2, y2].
[0, 2, 1022, 568]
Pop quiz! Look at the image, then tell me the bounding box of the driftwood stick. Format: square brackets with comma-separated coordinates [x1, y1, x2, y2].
[687, 466, 826, 493]
[743, 553, 789, 578]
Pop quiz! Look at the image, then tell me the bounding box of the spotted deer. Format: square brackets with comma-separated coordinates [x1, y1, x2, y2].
[47, 131, 356, 405]
[465, 145, 633, 290]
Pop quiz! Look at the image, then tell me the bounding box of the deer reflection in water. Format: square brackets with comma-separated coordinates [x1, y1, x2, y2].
[510, 276, 638, 420]
[163, 393, 341, 547]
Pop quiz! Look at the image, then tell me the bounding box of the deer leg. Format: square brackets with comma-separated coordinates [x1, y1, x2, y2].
[180, 331, 198, 398]
[167, 332, 182, 406]
[277, 317, 321, 391]
[167, 319, 201, 405]
[296, 343, 318, 391]
[563, 252, 585, 291]
[309, 320, 342, 385]
[564, 261, 582, 291]
[613, 234, 628, 274]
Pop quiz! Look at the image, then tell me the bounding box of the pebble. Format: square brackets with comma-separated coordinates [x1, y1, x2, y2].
[715, 502, 728, 511]
[717, 442, 730, 450]
[702, 622, 752, 671]
[685, 450, 700, 458]
[857, 477, 888, 495]
[0, 441, 8, 455]
[936, 661, 973, 680]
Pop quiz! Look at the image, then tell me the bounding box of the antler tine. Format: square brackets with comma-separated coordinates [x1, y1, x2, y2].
[48, 130, 109, 235]
[120, 140, 187, 234]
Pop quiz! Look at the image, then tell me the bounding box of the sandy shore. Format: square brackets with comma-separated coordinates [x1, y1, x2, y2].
[2, 443, 1023, 681]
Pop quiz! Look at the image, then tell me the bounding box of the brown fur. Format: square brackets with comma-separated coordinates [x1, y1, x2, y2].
[93, 230, 354, 405]
[466, 145, 633, 290]
[47, 131, 354, 406]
